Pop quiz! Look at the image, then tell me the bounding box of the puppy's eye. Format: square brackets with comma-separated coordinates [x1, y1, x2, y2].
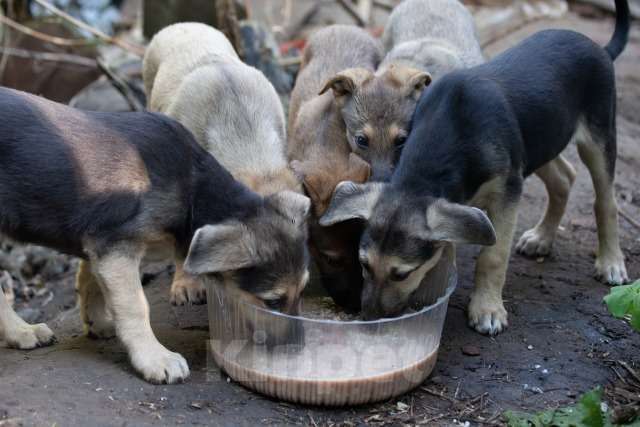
[390, 270, 411, 282]
[355, 135, 369, 149]
[395, 135, 407, 148]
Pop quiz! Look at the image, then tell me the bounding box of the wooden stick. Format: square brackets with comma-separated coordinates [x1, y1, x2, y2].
[32, 0, 145, 56]
[0, 46, 97, 67]
[336, 0, 367, 26]
[619, 207, 640, 230]
[0, 14, 95, 47]
[96, 57, 145, 111]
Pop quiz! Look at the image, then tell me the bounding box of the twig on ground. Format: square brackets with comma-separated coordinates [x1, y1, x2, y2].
[31, 0, 144, 56]
[0, 13, 93, 47]
[308, 413, 319, 427]
[373, 0, 395, 11]
[619, 361, 640, 386]
[336, 0, 367, 26]
[619, 207, 640, 230]
[0, 46, 96, 67]
[96, 57, 144, 111]
[280, 2, 321, 41]
[420, 387, 457, 403]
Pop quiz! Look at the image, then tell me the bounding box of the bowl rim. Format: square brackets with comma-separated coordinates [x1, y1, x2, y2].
[210, 269, 458, 325]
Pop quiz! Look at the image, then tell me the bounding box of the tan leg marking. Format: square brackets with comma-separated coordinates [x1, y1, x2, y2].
[577, 133, 628, 284]
[90, 245, 189, 384]
[76, 260, 115, 339]
[0, 281, 54, 349]
[469, 200, 519, 336]
[516, 155, 576, 256]
[170, 259, 207, 306]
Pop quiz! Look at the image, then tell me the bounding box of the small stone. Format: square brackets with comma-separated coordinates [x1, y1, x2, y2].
[536, 257, 545, 263]
[396, 402, 409, 412]
[527, 345, 534, 350]
[190, 402, 202, 410]
[461, 345, 481, 356]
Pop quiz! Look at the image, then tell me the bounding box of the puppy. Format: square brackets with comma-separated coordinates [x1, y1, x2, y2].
[321, 0, 630, 334]
[143, 23, 301, 305]
[287, 25, 376, 310]
[309, 26, 431, 181]
[0, 87, 310, 383]
[380, 0, 484, 79]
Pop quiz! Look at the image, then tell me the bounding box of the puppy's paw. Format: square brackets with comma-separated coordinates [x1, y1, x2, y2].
[6, 323, 56, 350]
[85, 317, 116, 340]
[595, 252, 628, 285]
[170, 277, 207, 306]
[130, 343, 190, 384]
[515, 227, 553, 257]
[468, 292, 508, 336]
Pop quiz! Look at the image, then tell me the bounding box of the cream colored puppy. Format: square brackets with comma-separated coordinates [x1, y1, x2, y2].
[142, 23, 300, 305]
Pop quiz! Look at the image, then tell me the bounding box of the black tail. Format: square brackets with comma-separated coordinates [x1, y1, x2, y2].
[605, 0, 630, 60]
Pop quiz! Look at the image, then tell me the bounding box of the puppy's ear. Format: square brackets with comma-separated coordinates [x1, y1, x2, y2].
[267, 191, 311, 223]
[320, 181, 385, 226]
[319, 68, 373, 102]
[347, 153, 372, 184]
[426, 199, 496, 246]
[184, 223, 258, 275]
[385, 65, 432, 100]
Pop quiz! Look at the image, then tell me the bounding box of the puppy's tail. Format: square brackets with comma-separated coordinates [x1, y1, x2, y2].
[605, 0, 630, 60]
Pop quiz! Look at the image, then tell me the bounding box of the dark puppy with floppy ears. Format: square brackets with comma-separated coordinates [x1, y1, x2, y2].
[321, 0, 630, 335]
[0, 87, 310, 383]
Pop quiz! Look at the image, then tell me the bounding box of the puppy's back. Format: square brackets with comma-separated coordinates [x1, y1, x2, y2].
[144, 23, 239, 112]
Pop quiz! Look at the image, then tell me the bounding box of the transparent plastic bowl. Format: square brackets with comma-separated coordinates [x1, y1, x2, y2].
[207, 247, 457, 406]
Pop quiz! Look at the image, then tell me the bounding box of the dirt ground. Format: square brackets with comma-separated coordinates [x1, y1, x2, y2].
[1, 12, 639, 427]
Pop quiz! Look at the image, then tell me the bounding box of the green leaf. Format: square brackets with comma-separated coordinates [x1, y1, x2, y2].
[503, 387, 636, 427]
[604, 280, 640, 332]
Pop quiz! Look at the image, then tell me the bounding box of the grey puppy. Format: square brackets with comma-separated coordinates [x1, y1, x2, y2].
[381, 0, 484, 80]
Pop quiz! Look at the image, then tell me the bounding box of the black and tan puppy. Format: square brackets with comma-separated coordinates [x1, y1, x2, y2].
[321, 0, 630, 335]
[0, 87, 310, 383]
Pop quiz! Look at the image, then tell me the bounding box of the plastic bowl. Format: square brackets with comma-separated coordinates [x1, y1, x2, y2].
[207, 246, 457, 406]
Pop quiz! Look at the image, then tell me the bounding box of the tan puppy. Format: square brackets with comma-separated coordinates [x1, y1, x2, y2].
[288, 25, 375, 310]
[314, 30, 432, 181]
[141, 23, 303, 306]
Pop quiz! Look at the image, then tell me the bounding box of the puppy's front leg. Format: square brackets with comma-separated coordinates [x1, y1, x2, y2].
[90, 244, 189, 384]
[469, 199, 519, 336]
[0, 279, 55, 349]
[170, 259, 206, 306]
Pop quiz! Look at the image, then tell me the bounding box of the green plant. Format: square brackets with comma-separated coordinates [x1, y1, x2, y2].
[604, 280, 640, 332]
[504, 388, 614, 427]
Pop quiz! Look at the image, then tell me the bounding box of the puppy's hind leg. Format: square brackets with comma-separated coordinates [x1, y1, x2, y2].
[516, 155, 576, 256]
[76, 260, 115, 339]
[0, 279, 55, 349]
[469, 192, 520, 336]
[89, 243, 189, 384]
[576, 123, 628, 285]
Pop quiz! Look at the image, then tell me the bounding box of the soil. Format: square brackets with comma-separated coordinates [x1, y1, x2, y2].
[0, 13, 639, 427]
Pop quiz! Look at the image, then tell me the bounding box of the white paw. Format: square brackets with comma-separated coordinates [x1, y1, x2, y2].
[468, 293, 508, 336]
[515, 227, 554, 257]
[595, 252, 629, 285]
[5, 323, 55, 350]
[170, 277, 206, 306]
[130, 342, 190, 384]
